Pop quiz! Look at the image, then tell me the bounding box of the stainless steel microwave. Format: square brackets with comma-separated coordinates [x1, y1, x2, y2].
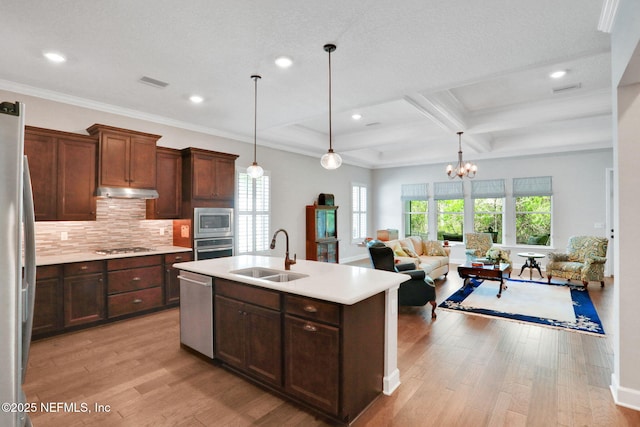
[194, 207, 233, 238]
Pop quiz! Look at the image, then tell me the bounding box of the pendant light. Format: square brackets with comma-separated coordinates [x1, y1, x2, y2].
[320, 43, 342, 170]
[246, 74, 264, 179]
[446, 131, 477, 179]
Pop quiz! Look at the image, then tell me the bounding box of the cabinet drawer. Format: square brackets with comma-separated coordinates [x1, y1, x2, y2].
[285, 295, 340, 326]
[164, 252, 192, 264]
[108, 287, 162, 318]
[107, 255, 162, 271]
[37, 265, 61, 279]
[216, 279, 280, 310]
[64, 261, 104, 276]
[108, 265, 163, 294]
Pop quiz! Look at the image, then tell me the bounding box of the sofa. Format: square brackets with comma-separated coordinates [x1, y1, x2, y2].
[376, 236, 449, 280]
[546, 235, 608, 287]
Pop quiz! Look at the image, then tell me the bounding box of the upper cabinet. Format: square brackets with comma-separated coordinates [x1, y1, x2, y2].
[181, 148, 238, 211]
[25, 126, 97, 221]
[87, 124, 160, 190]
[146, 147, 182, 219]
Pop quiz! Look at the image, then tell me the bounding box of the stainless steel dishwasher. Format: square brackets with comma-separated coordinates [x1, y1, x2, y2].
[178, 271, 213, 358]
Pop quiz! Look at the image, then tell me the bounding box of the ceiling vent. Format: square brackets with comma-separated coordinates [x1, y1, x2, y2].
[139, 76, 169, 88]
[552, 83, 582, 94]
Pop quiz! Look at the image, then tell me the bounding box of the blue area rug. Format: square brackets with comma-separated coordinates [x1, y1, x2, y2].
[439, 278, 605, 336]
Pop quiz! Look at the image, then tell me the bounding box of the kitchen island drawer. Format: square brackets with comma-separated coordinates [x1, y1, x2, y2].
[64, 260, 104, 276]
[216, 279, 280, 310]
[284, 295, 340, 326]
[108, 265, 163, 294]
[108, 287, 162, 318]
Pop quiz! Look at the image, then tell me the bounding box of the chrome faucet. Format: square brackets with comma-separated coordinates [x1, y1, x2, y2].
[270, 228, 296, 270]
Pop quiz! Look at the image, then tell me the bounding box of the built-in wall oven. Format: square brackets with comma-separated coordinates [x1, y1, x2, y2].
[193, 207, 234, 260]
[194, 236, 234, 261]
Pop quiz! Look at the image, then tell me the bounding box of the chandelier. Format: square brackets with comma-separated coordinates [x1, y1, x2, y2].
[446, 131, 477, 179]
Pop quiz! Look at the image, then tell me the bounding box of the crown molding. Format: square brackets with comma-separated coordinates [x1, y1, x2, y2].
[598, 0, 619, 33]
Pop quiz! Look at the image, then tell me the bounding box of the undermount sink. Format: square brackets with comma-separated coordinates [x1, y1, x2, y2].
[229, 267, 309, 283]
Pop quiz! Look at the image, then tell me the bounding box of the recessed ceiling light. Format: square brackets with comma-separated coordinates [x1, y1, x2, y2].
[275, 56, 293, 68]
[43, 52, 66, 63]
[189, 95, 204, 104]
[351, 113, 362, 120]
[550, 70, 567, 79]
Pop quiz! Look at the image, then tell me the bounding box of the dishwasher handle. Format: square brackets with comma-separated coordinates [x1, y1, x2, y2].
[177, 275, 213, 287]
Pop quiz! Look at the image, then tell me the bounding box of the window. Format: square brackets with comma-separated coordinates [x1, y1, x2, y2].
[472, 179, 505, 244]
[401, 184, 429, 238]
[236, 171, 270, 253]
[513, 176, 552, 245]
[352, 184, 367, 241]
[434, 181, 464, 241]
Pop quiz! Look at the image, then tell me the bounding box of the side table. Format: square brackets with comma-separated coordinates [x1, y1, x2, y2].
[517, 252, 545, 280]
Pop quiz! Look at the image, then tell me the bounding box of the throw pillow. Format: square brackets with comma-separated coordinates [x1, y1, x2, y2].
[401, 245, 420, 259]
[423, 240, 447, 256]
[393, 243, 408, 257]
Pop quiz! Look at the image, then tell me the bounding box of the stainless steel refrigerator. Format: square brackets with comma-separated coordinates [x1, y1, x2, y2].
[0, 101, 36, 427]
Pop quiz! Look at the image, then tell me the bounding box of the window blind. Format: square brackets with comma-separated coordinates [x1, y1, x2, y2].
[513, 176, 552, 197]
[434, 181, 463, 200]
[401, 183, 429, 201]
[471, 179, 505, 199]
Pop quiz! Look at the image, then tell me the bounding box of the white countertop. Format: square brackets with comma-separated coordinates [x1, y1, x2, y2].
[174, 255, 404, 305]
[36, 245, 192, 266]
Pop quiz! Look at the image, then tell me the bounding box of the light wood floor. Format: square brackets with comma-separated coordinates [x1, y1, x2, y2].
[24, 266, 639, 426]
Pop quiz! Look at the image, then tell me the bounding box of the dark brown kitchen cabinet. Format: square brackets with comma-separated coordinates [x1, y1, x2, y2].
[181, 148, 238, 212]
[24, 126, 97, 221]
[164, 251, 193, 305]
[87, 124, 160, 190]
[63, 261, 105, 327]
[106, 255, 163, 318]
[146, 147, 182, 219]
[32, 265, 63, 336]
[215, 279, 282, 386]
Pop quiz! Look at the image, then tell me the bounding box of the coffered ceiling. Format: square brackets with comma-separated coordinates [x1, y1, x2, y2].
[0, 0, 614, 168]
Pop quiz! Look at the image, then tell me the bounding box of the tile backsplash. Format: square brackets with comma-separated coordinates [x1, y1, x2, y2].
[35, 199, 175, 256]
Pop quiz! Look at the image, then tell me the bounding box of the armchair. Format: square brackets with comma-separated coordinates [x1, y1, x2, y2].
[368, 242, 437, 318]
[546, 236, 608, 287]
[465, 233, 511, 264]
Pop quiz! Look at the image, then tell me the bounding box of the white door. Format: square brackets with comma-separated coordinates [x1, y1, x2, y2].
[605, 168, 615, 277]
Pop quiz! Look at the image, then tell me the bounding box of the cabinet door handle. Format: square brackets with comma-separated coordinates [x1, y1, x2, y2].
[303, 305, 317, 313]
[80, 266, 88, 270]
[175, 256, 182, 261]
[132, 298, 143, 304]
[303, 324, 317, 332]
[132, 277, 141, 281]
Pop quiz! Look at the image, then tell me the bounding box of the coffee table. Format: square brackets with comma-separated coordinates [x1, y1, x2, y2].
[457, 262, 512, 298]
[517, 252, 545, 280]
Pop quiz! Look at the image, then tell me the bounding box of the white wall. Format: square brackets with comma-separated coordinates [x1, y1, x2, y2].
[372, 150, 613, 263]
[1, 89, 373, 263]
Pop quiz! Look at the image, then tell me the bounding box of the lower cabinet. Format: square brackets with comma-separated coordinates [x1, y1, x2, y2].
[33, 265, 63, 336]
[214, 280, 282, 386]
[210, 278, 386, 423]
[164, 252, 193, 305]
[63, 261, 106, 327]
[107, 255, 163, 318]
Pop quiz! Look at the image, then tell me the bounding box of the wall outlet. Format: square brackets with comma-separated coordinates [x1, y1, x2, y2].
[159, 227, 165, 236]
[181, 225, 190, 238]
[61, 231, 68, 241]
[594, 222, 604, 229]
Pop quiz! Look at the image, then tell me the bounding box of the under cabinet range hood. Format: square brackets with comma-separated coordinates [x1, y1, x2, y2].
[96, 186, 159, 199]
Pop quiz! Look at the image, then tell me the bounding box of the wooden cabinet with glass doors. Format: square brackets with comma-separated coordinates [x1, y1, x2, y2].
[305, 205, 339, 263]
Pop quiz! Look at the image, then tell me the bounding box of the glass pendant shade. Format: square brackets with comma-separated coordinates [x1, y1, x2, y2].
[321, 149, 342, 170]
[247, 162, 263, 179]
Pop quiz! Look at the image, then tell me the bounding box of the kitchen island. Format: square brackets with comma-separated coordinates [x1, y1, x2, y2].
[174, 255, 404, 425]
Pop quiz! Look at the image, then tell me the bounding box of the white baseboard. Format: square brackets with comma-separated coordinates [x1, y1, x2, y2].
[340, 253, 369, 264]
[611, 374, 640, 411]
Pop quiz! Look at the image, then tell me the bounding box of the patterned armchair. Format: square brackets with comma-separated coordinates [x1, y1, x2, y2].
[546, 236, 608, 287]
[465, 233, 511, 264]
